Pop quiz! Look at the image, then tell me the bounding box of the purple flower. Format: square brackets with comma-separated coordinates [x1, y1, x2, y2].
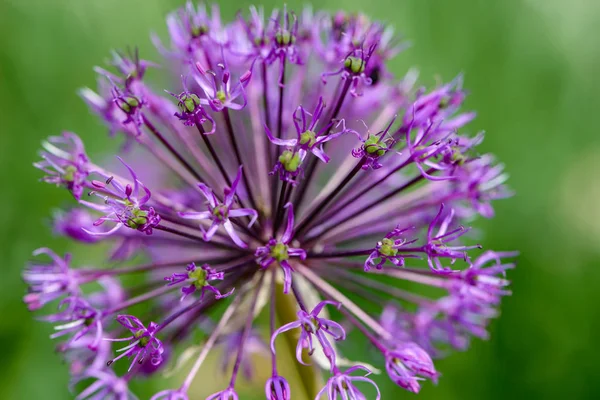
[316, 366, 380, 400]
[455, 154, 511, 218]
[52, 208, 103, 243]
[255, 203, 306, 293]
[384, 343, 438, 394]
[105, 315, 164, 371]
[453, 250, 516, 304]
[236, 6, 274, 61]
[378, 304, 414, 344]
[322, 44, 377, 97]
[351, 118, 399, 170]
[266, 6, 302, 85]
[178, 166, 257, 248]
[150, 390, 188, 400]
[80, 157, 161, 236]
[71, 368, 135, 400]
[79, 84, 125, 138]
[385, 343, 437, 393]
[206, 387, 238, 400]
[110, 84, 145, 136]
[403, 123, 471, 183]
[65, 339, 112, 379]
[23, 248, 79, 311]
[420, 204, 481, 273]
[364, 226, 417, 271]
[265, 374, 291, 400]
[34, 132, 90, 199]
[139, 343, 170, 376]
[44, 296, 103, 351]
[164, 262, 234, 301]
[80, 50, 160, 143]
[107, 49, 152, 83]
[156, 2, 230, 59]
[265, 97, 349, 184]
[24, 250, 124, 353]
[26, 4, 515, 399]
[378, 252, 517, 357]
[271, 300, 345, 365]
[53, 208, 150, 261]
[403, 76, 469, 128]
[168, 77, 216, 129]
[194, 61, 252, 112]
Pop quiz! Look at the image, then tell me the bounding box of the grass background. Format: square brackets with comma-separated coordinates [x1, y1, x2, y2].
[1, 0, 599, 398]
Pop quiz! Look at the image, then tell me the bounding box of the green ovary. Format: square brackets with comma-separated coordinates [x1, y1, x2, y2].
[379, 238, 398, 257]
[279, 150, 302, 172]
[62, 165, 77, 182]
[270, 242, 290, 262]
[181, 94, 201, 112]
[344, 56, 365, 74]
[134, 329, 150, 347]
[188, 267, 209, 289]
[212, 205, 229, 221]
[299, 130, 317, 147]
[126, 208, 148, 229]
[364, 134, 386, 157]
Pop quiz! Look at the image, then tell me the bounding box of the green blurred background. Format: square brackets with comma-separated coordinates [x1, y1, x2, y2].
[1, 0, 599, 398]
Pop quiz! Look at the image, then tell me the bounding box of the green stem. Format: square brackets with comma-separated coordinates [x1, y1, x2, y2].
[274, 281, 322, 399]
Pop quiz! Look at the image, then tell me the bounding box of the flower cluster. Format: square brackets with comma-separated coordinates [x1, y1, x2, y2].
[26, 3, 515, 399]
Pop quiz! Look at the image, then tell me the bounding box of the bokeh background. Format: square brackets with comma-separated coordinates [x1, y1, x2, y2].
[1, 0, 599, 398]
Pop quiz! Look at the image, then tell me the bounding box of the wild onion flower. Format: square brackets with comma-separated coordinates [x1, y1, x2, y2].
[26, 2, 516, 399]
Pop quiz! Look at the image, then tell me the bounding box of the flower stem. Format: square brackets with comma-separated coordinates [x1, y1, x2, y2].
[294, 159, 365, 238]
[304, 169, 434, 245]
[195, 121, 233, 189]
[223, 108, 259, 212]
[142, 113, 206, 183]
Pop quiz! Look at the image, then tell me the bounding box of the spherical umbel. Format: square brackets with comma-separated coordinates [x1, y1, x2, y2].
[26, 2, 515, 399]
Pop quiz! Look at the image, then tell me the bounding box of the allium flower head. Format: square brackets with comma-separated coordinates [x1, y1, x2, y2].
[26, 2, 516, 399]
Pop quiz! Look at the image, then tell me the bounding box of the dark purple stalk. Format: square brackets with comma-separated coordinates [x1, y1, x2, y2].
[318, 264, 430, 304]
[273, 181, 289, 232]
[262, 62, 273, 170]
[156, 297, 206, 332]
[218, 258, 255, 273]
[229, 272, 266, 386]
[154, 225, 248, 252]
[306, 249, 372, 259]
[195, 121, 233, 188]
[303, 169, 434, 244]
[294, 159, 365, 238]
[158, 211, 233, 242]
[290, 280, 308, 312]
[223, 108, 259, 213]
[78, 255, 244, 277]
[269, 270, 278, 373]
[319, 159, 411, 223]
[142, 114, 206, 183]
[276, 59, 286, 140]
